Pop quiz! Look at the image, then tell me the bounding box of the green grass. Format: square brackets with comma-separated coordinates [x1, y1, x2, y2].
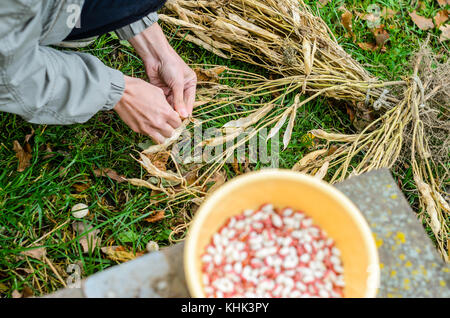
[0, 0, 447, 297]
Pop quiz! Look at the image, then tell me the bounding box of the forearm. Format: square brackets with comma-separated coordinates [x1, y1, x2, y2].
[128, 23, 175, 68]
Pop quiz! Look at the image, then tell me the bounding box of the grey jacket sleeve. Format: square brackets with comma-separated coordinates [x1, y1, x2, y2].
[0, 0, 125, 125]
[115, 12, 159, 41]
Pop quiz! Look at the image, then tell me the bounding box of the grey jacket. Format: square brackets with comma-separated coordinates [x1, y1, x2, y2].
[0, 0, 158, 125]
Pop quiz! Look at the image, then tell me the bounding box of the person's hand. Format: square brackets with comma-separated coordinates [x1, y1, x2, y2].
[129, 23, 197, 118]
[114, 75, 182, 143]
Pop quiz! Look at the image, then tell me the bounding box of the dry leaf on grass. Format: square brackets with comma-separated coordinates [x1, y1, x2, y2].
[72, 182, 91, 193]
[22, 286, 33, 298]
[373, 25, 390, 51]
[341, 11, 355, 40]
[144, 210, 165, 223]
[72, 222, 101, 253]
[358, 42, 377, 51]
[24, 128, 35, 143]
[318, 0, 330, 8]
[346, 104, 356, 122]
[409, 11, 434, 30]
[93, 168, 126, 183]
[357, 25, 390, 52]
[437, 0, 450, 6]
[42, 144, 54, 160]
[13, 140, 32, 172]
[20, 246, 47, 260]
[194, 66, 227, 83]
[144, 152, 170, 171]
[440, 24, 450, 41]
[327, 145, 340, 156]
[434, 10, 449, 27]
[183, 168, 199, 186]
[101, 246, 144, 262]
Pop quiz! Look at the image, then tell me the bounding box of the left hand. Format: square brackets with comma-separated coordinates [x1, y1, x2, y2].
[129, 23, 197, 118]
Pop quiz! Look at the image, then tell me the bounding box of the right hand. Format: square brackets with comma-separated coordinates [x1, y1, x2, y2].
[114, 75, 182, 143]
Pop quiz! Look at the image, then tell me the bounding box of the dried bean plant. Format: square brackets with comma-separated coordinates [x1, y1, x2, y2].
[128, 0, 449, 259]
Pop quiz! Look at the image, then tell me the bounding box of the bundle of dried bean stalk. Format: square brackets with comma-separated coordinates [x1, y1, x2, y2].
[160, 0, 406, 125]
[129, 0, 448, 259]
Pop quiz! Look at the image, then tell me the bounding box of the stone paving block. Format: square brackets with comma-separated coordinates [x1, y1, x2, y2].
[335, 169, 449, 297]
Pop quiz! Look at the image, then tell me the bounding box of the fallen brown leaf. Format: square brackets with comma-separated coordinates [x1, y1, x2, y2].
[13, 140, 32, 172]
[373, 25, 390, 51]
[183, 169, 199, 186]
[144, 210, 165, 223]
[437, 0, 450, 6]
[327, 145, 339, 156]
[22, 286, 33, 298]
[434, 10, 449, 27]
[93, 168, 126, 183]
[346, 105, 356, 123]
[194, 66, 227, 83]
[409, 11, 434, 30]
[24, 128, 35, 143]
[72, 182, 90, 193]
[20, 246, 47, 260]
[341, 11, 355, 40]
[440, 24, 450, 41]
[358, 42, 377, 51]
[101, 245, 144, 262]
[318, 0, 330, 8]
[42, 144, 54, 160]
[144, 152, 170, 171]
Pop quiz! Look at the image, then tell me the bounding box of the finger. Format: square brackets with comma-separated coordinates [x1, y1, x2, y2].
[166, 108, 182, 129]
[157, 123, 175, 139]
[184, 84, 196, 116]
[172, 82, 188, 118]
[146, 130, 166, 144]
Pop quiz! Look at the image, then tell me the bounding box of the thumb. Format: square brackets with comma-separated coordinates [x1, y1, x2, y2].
[172, 82, 188, 118]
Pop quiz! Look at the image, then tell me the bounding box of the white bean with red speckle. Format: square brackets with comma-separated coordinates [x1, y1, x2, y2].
[200, 205, 345, 298]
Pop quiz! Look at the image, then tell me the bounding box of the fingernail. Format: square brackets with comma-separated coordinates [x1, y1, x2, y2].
[179, 109, 188, 118]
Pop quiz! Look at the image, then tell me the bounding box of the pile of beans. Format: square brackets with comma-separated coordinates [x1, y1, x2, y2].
[201, 204, 345, 298]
